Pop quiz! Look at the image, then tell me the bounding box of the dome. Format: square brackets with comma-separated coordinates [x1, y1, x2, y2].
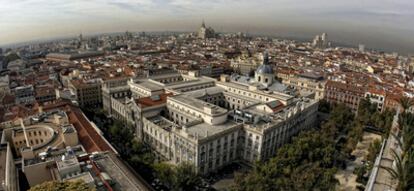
[256, 64, 273, 74]
[256, 51, 273, 74]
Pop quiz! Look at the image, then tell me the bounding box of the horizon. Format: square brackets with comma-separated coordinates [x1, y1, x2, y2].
[1, 0, 414, 54]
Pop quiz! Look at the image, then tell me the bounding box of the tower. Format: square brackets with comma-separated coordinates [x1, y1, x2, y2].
[255, 51, 274, 87]
[201, 19, 206, 28]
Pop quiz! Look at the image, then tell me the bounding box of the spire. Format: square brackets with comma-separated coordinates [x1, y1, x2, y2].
[263, 51, 269, 65]
[201, 19, 206, 28]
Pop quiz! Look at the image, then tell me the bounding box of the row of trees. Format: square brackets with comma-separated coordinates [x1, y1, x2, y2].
[382, 97, 414, 191]
[357, 98, 395, 135]
[29, 181, 94, 191]
[154, 162, 204, 191]
[232, 103, 358, 191]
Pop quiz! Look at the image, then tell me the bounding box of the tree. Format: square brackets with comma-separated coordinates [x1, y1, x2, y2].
[398, 97, 413, 113]
[382, 106, 414, 191]
[29, 181, 94, 191]
[382, 149, 414, 191]
[233, 130, 340, 191]
[3, 53, 20, 63]
[173, 162, 203, 191]
[154, 162, 203, 191]
[154, 162, 175, 188]
[367, 139, 382, 163]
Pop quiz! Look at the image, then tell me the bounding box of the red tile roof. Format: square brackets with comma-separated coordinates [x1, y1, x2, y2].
[135, 93, 173, 108]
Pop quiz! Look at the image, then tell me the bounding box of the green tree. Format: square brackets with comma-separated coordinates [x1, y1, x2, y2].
[382, 150, 414, 191]
[29, 181, 94, 191]
[154, 162, 202, 191]
[398, 97, 413, 113]
[173, 162, 203, 191]
[367, 139, 382, 163]
[154, 162, 175, 188]
[233, 130, 340, 191]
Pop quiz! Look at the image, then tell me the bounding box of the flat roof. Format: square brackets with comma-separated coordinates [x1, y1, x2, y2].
[94, 152, 151, 191]
[133, 80, 164, 91]
[169, 94, 227, 116]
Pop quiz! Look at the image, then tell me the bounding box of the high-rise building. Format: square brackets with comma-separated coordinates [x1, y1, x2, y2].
[0, 48, 4, 71]
[312, 33, 329, 49]
[359, 44, 365, 52]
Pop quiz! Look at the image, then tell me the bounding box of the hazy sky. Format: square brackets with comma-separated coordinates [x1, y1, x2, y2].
[0, 0, 413, 53]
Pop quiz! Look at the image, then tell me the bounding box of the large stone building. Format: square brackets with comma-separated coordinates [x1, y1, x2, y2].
[198, 21, 215, 39]
[277, 71, 326, 100]
[126, 57, 319, 174]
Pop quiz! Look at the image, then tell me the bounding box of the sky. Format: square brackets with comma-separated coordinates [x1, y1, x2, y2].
[0, 0, 413, 54]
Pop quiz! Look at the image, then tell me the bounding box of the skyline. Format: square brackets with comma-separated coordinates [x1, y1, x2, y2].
[1, 0, 414, 54]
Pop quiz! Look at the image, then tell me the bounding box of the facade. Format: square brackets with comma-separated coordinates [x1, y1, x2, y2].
[230, 54, 262, 75]
[365, 89, 386, 112]
[110, 97, 135, 126]
[14, 85, 35, 105]
[69, 79, 102, 108]
[0, 143, 18, 191]
[324, 80, 365, 111]
[0, 75, 10, 93]
[35, 86, 57, 104]
[277, 72, 326, 100]
[130, 60, 319, 174]
[102, 77, 131, 116]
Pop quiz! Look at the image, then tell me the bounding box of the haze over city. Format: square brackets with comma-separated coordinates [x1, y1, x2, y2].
[2, 1, 414, 191]
[1, 0, 414, 53]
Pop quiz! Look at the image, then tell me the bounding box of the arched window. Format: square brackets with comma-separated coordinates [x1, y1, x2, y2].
[258, 76, 261, 82]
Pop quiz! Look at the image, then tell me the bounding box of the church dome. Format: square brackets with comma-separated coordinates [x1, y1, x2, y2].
[256, 64, 273, 74]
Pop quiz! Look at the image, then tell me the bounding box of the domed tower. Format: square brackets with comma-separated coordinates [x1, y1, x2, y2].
[255, 51, 274, 87]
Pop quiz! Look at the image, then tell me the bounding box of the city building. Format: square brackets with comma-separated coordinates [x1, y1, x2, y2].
[312, 33, 329, 49]
[230, 52, 262, 75]
[22, 146, 149, 190]
[45, 51, 104, 61]
[277, 71, 326, 100]
[324, 80, 365, 111]
[68, 79, 102, 108]
[365, 88, 386, 112]
[1, 110, 79, 158]
[0, 143, 18, 191]
[102, 76, 131, 116]
[35, 85, 57, 104]
[14, 85, 36, 105]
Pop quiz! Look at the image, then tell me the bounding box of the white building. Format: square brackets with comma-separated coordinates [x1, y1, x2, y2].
[129, 58, 319, 174]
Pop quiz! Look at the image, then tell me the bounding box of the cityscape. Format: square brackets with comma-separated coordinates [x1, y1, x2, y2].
[0, 1, 414, 191]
